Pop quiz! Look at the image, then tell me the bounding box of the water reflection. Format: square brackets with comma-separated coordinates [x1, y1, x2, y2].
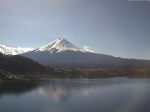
[0, 81, 38, 96]
[38, 79, 101, 102]
[1, 79, 150, 112]
[36, 79, 150, 112]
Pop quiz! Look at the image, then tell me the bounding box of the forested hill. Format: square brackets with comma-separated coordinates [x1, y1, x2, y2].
[0, 53, 52, 74]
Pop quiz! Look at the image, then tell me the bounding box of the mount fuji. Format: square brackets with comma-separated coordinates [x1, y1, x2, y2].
[22, 38, 150, 69]
[35, 38, 92, 53]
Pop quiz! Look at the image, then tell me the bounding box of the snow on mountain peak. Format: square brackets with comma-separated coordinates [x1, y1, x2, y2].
[0, 44, 33, 55]
[0, 38, 94, 55]
[36, 38, 91, 53]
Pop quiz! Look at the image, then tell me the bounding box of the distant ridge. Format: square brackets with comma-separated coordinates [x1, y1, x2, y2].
[0, 44, 33, 55]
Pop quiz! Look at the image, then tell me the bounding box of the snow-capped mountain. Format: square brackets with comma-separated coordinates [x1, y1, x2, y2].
[0, 44, 33, 55]
[22, 38, 118, 68]
[22, 38, 150, 69]
[35, 38, 91, 53]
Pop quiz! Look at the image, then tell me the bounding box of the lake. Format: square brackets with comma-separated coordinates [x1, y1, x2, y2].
[1, 78, 150, 112]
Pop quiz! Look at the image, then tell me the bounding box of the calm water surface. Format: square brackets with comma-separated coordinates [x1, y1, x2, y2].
[1, 78, 150, 112]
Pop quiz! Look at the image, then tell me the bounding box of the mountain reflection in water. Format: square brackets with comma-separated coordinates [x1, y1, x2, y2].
[1, 78, 150, 112]
[38, 79, 101, 102]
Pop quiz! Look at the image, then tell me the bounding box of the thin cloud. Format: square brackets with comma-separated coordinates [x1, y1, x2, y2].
[83, 45, 94, 53]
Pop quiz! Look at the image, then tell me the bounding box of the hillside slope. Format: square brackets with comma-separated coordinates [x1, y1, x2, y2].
[0, 53, 50, 74]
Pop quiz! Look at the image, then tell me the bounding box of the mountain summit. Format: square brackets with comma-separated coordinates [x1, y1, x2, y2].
[36, 38, 88, 53]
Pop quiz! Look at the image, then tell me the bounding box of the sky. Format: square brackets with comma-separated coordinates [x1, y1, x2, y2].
[0, 0, 150, 59]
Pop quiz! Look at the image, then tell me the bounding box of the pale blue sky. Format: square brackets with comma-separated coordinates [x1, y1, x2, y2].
[0, 0, 150, 59]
